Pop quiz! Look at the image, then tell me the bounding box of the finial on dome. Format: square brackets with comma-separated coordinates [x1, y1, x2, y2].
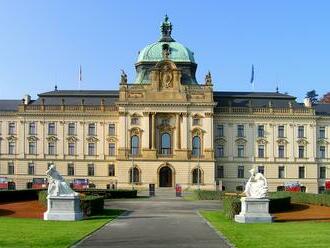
[159, 15, 175, 42]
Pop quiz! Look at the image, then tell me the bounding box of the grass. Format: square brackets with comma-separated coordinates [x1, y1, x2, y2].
[0, 209, 124, 248]
[200, 210, 330, 248]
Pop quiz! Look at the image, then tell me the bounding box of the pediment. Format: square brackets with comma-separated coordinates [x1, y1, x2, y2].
[7, 135, 17, 142]
[297, 138, 308, 145]
[27, 136, 39, 142]
[46, 135, 58, 142]
[317, 139, 329, 145]
[235, 138, 247, 144]
[86, 136, 99, 143]
[106, 136, 118, 143]
[257, 138, 268, 144]
[130, 127, 143, 136]
[66, 136, 79, 143]
[215, 137, 227, 145]
[277, 138, 289, 145]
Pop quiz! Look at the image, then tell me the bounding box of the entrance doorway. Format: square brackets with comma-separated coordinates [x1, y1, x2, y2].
[159, 166, 172, 187]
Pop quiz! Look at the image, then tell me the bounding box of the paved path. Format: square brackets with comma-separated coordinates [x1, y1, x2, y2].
[76, 192, 231, 248]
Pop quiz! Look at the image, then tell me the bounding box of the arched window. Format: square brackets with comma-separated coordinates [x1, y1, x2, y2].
[129, 167, 140, 183]
[131, 135, 139, 156]
[192, 136, 201, 157]
[192, 168, 202, 184]
[161, 133, 171, 155]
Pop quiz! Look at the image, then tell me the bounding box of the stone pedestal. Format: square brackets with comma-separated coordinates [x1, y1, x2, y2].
[235, 197, 272, 223]
[44, 195, 83, 221]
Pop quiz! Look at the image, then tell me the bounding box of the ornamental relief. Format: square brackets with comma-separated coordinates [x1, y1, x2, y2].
[86, 136, 99, 143]
[158, 124, 175, 132]
[46, 135, 58, 142]
[66, 136, 79, 143]
[317, 139, 329, 145]
[257, 138, 268, 144]
[297, 138, 308, 145]
[106, 136, 118, 143]
[235, 137, 247, 145]
[130, 127, 143, 136]
[191, 128, 204, 136]
[7, 135, 17, 142]
[277, 138, 289, 145]
[160, 64, 173, 89]
[215, 137, 227, 145]
[27, 136, 39, 142]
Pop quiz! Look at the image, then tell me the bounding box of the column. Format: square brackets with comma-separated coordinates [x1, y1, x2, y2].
[142, 112, 149, 149]
[151, 113, 156, 149]
[176, 113, 181, 149]
[181, 113, 188, 149]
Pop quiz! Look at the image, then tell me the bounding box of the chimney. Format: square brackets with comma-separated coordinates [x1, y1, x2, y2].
[304, 98, 312, 108]
[23, 95, 31, 105]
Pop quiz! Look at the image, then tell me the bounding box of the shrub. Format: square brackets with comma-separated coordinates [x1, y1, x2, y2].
[269, 192, 330, 207]
[0, 189, 43, 203]
[38, 190, 48, 207]
[223, 195, 241, 219]
[75, 189, 137, 199]
[191, 190, 225, 200]
[80, 195, 104, 216]
[269, 196, 291, 213]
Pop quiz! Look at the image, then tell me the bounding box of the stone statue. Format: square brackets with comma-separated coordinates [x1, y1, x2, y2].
[120, 70, 127, 85]
[244, 168, 268, 198]
[205, 71, 212, 85]
[46, 164, 78, 196]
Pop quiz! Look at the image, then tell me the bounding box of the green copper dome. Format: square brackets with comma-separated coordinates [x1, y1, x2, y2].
[137, 41, 195, 63]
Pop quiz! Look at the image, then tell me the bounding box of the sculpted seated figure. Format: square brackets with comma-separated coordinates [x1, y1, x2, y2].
[46, 164, 78, 197]
[244, 168, 268, 198]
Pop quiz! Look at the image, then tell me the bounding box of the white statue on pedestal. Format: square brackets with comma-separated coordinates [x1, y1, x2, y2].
[244, 168, 268, 198]
[46, 164, 78, 196]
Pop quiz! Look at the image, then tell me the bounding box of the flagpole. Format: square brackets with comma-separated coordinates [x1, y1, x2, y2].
[250, 64, 255, 91]
[79, 65, 82, 90]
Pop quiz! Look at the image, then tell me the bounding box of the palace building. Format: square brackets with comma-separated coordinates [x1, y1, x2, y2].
[0, 16, 329, 193]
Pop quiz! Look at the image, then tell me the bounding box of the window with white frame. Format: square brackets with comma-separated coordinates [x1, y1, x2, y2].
[109, 143, 116, 156]
[88, 143, 96, 156]
[298, 126, 305, 138]
[237, 125, 244, 137]
[8, 142, 15, 154]
[88, 164, 95, 176]
[68, 123, 76, 135]
[88, 123, 96, 136]
[216, 145, 224, 158]
[8, 162, 14, 175]
[48, 123, 56, 135]
[29, 122, 36, 135]
[237, 165, 244, 178]
[319, 146, 326, 159]
[278, 125, 285, 138]
[108, 124, 115, 136]
[28, 162, 35, 175]
[217, 165, 224, 178]
[298, 166, 305, 178]
[29, 142, 37, 155]
[258, 145, 265, 158]
[258, 125, 265, 137]
[319, 127, 326, 139]
[108, 164, 115, 176]
[67, 163, 74, 176]
[320, 166, 326, 179]
[237, 145, 244, 157]
[68, 143, 75, 156]
[216, 124, 224, 137]
[48, 142, 56, 155]
[278, 145, 285, 158]
[278, 166, 285, 178]
[8, 122, 16, 135]
[298, 146, 305, 158]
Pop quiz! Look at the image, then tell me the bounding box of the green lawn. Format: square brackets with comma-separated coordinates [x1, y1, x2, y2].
[200, 210, 330, 248]
[0, 209, 124, 248]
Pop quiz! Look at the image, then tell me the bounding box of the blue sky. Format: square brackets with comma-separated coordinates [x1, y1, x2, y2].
[0, 0, 329, 101]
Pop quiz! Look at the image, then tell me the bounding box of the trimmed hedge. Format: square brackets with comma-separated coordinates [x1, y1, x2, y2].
[38, 190, 48, 207]
[0, 189, 43, 203]
[270, 191, 330, 207]
[192, 190, 225, 200]
[75, 189, 137, 199]
[269, 196, 291, 213]
[80, 195, 104, 216]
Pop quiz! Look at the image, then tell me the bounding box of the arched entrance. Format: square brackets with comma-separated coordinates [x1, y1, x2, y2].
[159, 166, 173, 187]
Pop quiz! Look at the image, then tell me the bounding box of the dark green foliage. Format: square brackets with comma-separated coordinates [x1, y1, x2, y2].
[306, 89, 318, 105]
[38, 190, 48, 207]
[0, 189, 43, 203]
[193, 190, 225, 200]
[75, 189, 137, 199]
[223, 195, 241, 219]
[269, 196, 291, 213]
[270, 191, 330, 207]
[80, 195, 104, 216]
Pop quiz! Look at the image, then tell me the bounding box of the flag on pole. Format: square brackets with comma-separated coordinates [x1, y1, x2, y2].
[79, 65, 82, 82]
[250, 64, 254, 84]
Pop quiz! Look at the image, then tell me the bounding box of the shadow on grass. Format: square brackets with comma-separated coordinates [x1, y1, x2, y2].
[0, 209, 15, 217]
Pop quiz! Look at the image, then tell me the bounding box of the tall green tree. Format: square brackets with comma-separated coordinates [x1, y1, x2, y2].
[306, 90, 318, 105]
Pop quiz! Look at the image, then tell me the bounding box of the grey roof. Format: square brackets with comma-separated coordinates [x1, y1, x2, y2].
[213, 91, 295, 99]
[0, 100, 21, 112]
[315, 104, 330, 115]
[38, 90, 119, 97]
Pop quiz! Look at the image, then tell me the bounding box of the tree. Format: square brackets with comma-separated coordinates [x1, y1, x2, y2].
[320, 92, 330, 104]
[306, 90, 318, 105]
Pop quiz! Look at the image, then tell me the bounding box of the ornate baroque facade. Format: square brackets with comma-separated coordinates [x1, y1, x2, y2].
[0, 16, 329, 193]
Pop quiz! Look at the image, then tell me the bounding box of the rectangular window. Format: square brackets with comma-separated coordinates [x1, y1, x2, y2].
[298, 166, 305, 178]
[88, 164, 95, 176]
[258, 145, 265, 158]
[278, 166, 285, 179]
[67, 163, 74, 176]
[298, 146, 305, 158]
[8, 142, 15, 155]
[216, 125, 224, 137]
[88, 143, 96, 156]
[48, 123, 56, 135]
[237, 145, 244, 157]
[298, 126, 305, 138]
[108, 124, 116, 136]
[278, 125, 285, 138]
[258, 125, 264, 137]
[278, 145, 285, 158]
[193, 118, 200, 126]
[258, 166, 265, 175]
[216, 145, 224, 158]
[319, 146, 326, 159]
[320, 166, 326, 179]
[29, 122, 36, 135]
[217, 165, 224, 178]
[108, 164, 115, 176]
[28, 163, 35, 175]
[68, 143, 75, 156]
[8, 122, 16, 135]
[319, 127, 326, 139]
[88, 123, 96, 136]
[238, 165, 244, 178]
[8, 162, 14, 175]
[68, 123, 76, 135]
[109, 143, 115, 156]
[29, 142, 37, 155]
[48, 142, 56, 155]
[237, 125, 244, 137]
